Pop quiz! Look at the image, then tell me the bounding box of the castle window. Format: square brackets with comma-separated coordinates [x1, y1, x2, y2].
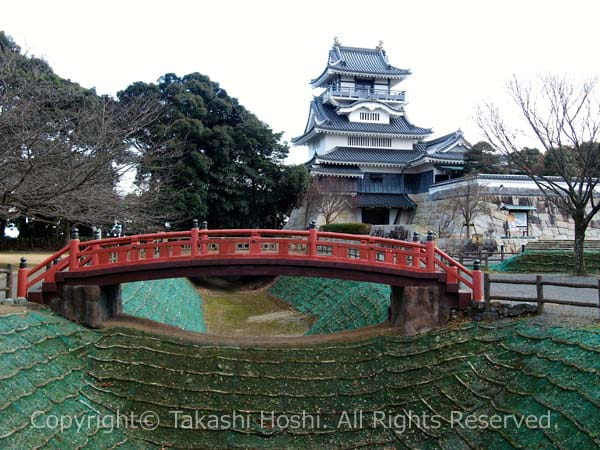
[359, 112, 380, 121]
[347, 136, 392, 147]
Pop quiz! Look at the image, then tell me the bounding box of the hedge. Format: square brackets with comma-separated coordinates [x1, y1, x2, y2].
[319, 222, 371, 235]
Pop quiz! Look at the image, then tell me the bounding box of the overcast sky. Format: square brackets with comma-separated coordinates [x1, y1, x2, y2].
[3, 0, 599, 164]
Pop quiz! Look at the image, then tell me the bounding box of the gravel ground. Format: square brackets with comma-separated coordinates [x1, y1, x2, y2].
[489, 273, 600, 327]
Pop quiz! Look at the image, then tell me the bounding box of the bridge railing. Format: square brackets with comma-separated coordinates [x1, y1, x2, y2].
[73, 229, 429, 269]
[17, 224, 482, 301]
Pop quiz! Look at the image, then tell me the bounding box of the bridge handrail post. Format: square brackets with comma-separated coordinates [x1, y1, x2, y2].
[250, 231, 260, 255]
[130, 235, 140, 261]
[359, 238, 368, 260]
[411, 232, 420, 268]
[308, 220, 317, 256]
[426, 231, 436, 272]
[69, 227, 80, 271]
[472, 259, 483, 301]
[368, 237, 376, 262]
[191, 219, 199, 257]
[92, 228, 101, 266]
[447, 264, 458, 284]
[199, 220, 208, 255]
[17, 257, 28, 298]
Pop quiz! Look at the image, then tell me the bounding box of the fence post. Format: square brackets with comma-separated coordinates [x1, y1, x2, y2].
[597, 279, 599, 320]
[308, 220, 317, 256]
[472, 259, 483, 302]
[536, 275, 544, 313]
[69, 227, 80, 271]
[191, 219, 199, 257]
[17, 258, 28, 298]
[426, 231, 435, 272]
[521, 243, 526, 253]
[484, 272, 491, 311]
[5, 264, 13, 298]
[500, 244, 505, 262]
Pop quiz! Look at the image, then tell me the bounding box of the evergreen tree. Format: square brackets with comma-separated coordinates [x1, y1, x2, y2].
[119, 73, 309, 229]
[464, 141, 502, 173]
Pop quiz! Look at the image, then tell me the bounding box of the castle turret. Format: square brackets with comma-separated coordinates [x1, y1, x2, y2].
[293, 40, 470, 226]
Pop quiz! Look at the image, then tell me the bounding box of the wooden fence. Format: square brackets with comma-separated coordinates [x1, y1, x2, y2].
[484, 273, 600, 318]
[0, 264, 13, 299]
[454, 245, 524, 269]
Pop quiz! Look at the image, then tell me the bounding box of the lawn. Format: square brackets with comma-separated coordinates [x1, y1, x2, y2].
[201, 286, 314, 336]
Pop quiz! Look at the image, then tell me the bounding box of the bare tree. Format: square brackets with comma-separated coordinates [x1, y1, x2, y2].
[0, 39, 182, 240]
[448, 177, 490, 239]
[436, 208, 458, 239]
[304, 177, 358, 225]
[477, 75, 600, 274]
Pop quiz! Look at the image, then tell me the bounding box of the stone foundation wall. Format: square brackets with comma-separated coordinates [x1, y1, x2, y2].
[410, 193, 600, 252]
[285, 190, 600, 252]
[285, 203, 361, 229]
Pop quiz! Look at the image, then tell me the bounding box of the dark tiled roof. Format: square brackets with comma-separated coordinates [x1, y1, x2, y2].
[410, 150, 466, 166]
[310, 100, 431, 136]
[311, 45, 410, 85]
[411, 131, 470, 160]
[339, 99, 405, 113]
[435, 165, 465, 171]
[423, 131, 463, 151]
[500, 204, 537, 211]
[310, 164, 364, 177]
[428, 152, 465, 161]
[357, 193, 416, 208]
[317, 147, 424, 165]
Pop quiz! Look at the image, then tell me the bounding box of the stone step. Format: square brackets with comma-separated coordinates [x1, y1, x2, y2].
[527, 240, 600, 250]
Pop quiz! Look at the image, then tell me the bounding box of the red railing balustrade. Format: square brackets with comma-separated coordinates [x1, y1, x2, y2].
[17, 225, 482, 302]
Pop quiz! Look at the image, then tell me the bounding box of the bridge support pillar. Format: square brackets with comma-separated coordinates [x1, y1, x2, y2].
[389, 285, 449, 336]
[50, 284, 122, 329]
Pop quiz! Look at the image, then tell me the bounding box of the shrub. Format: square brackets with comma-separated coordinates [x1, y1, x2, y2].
[320, 223, 371, 235]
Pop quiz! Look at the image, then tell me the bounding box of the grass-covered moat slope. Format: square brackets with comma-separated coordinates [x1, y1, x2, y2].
[1, 309, 600, 449]
[121, 278, 206, 333]
[269, 276, 390, 334]
[0, 310, 136, 448]
[492, 250, 600, 273]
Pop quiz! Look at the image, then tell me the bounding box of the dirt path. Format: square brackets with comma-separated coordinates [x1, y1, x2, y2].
[0, 251, 55, 266]
[489, 273, 600, 327]
[0, 252, 55, 299]
[103, 314, 397, 347]
[196, 279, 315, 336]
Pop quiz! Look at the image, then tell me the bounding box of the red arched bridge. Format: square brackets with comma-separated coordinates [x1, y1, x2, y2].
[17, 225, 482, 331]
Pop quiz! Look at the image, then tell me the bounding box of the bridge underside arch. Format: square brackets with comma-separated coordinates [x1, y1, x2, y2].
[49, 258, 462, 335]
